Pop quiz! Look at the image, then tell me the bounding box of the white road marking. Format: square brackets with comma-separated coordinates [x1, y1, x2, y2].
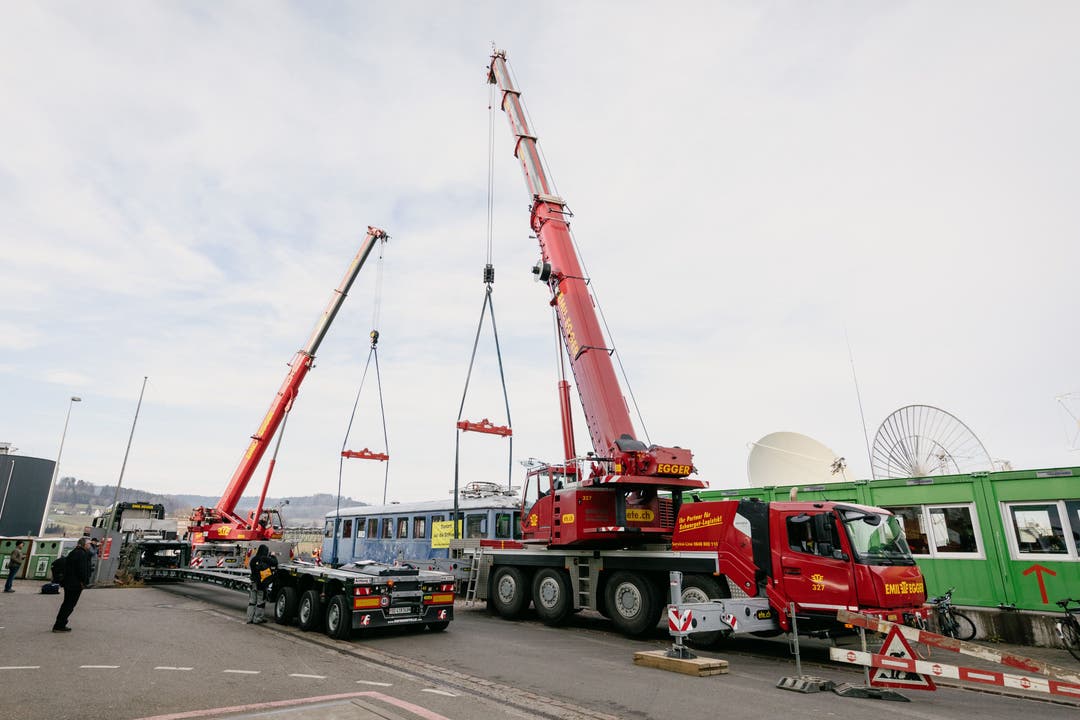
[289, 673, 327, 679]
[422, 688, 459, 697]
[154, 666, 194, 671]
[80, 665, 120, 669]
[0, 666, 40, 670]
[356, 681, 393, 687]
[223, 669, 260, 675]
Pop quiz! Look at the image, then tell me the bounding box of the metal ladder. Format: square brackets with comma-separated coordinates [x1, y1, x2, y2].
[464, 547, 485, 605]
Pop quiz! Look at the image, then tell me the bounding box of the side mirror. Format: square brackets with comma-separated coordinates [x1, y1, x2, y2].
[833, 549, 849, 561]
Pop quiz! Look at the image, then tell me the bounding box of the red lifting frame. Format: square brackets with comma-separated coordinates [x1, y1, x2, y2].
[456, 418, 513, 437]
[341, 448, 389, 462]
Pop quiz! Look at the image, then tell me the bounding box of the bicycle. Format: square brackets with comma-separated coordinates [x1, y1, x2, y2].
[928, 587, 977, 641]
[1055, 598, 1080, 661]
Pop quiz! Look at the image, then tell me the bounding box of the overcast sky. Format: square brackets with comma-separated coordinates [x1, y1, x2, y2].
[2, 2, 1078, 508]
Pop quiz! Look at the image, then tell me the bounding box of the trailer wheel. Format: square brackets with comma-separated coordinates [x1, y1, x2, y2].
[274, 586, 298, 625]
[324, 594, 351, 640]
[491, 566, 529, 619]
[681, 575, 729, 647]
[605, 571, 661, 637]
[532, 568, 572, 626]
[298, 588, 323, 631]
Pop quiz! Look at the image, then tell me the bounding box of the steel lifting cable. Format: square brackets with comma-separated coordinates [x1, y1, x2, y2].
[451, 82, 514, 537]
[333, 240, 390, 564]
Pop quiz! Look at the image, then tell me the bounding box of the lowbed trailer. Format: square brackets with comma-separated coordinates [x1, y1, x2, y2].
[132, 540, 456, 640]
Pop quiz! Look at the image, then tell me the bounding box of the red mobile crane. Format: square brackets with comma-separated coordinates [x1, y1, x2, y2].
[470, 51, 927, 641]
[189, 227, 389, 544]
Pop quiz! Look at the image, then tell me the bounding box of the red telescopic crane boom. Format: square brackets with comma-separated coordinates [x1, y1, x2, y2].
[189, 226, 388, 543]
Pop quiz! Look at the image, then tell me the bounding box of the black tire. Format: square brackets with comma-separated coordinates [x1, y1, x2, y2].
[1062, 619, 1080, 661]
[532, 568, 573, 627]
[950, 611, 976, 641]
[680, 575, 729, 648]
[274, 586, 298, 625]
[324, 594, 351, 640]
[491, 566, 530, 619]
[427, 621, 450, 632]
[297, 588, 323, 631]
[604, 571, 661, 637]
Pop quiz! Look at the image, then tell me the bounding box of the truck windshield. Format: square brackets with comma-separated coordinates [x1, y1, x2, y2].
[841, 511, 916, 566]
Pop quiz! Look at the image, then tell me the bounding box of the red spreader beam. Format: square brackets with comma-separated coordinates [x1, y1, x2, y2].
[456, 418, 512, 437]
[342, 448, 389, 462]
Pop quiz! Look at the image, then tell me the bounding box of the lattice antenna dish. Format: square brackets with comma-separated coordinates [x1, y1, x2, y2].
[747, 432, 847, 487]
[870, 405, 993, 479]
[1056, 392, 1080, 452]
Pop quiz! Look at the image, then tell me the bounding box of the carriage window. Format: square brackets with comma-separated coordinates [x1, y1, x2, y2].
[342, 519, 353, 538]
[357, 519, 365, 538]
[324, 521, 333, 538]
[397, 517, 409, 539]
[366, 518, 379, 538]
[1009, 503, 1068, 555]
[431, 514, 445, 524]
[381, 519, 393, 539]
[465, 514, 486, 538]
[413, 517, 427, 539]
[884, 506, 929, 555]
[495, 513, 513, 539]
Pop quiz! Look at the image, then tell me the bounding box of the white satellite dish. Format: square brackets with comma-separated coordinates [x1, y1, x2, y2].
[747, 432, 847, 488]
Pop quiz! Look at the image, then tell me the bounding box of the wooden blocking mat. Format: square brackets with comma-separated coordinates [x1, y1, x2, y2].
[633, 650, 729, 677]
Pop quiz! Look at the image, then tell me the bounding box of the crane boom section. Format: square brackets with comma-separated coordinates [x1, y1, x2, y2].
[489, 52, 698, 484]
[214, 226, 388, 518]
[488, 52, 636, 458]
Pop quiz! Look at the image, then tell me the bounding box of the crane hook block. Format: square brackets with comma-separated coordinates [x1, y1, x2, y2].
[342, 448, 390, 462]
[456, 418, 513, 437]
[370, 329, 379, 346]
[483, 264, 495, 284]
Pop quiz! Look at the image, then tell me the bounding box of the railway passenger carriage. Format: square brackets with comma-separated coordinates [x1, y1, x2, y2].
[324, 484, 522, 566]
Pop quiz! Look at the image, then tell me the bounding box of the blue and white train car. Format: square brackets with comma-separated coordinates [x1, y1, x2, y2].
[323, 483, 522, 566]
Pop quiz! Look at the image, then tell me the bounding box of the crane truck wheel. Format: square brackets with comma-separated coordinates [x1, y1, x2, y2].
[297, 588, 323, 631]
[681, 575, 729, 647]
[324, 594, 351, 640]
[605, 571, 662, 637]
[426, 621, 450, 632]
[532, 568, 572, 626]
[274, 586, 298, 625]
[491, 566, 530, 619]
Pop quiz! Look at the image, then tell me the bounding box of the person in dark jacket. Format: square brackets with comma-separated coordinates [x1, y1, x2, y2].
[4, 540, 25, 592]
[53, 537, 92, 632]
[246, 545, 276, 624]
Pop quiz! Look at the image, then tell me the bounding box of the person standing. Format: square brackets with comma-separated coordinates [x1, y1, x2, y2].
[4, 540, 26, 592]
[246, 545, 276, 624]
[53, 537, 92, 632]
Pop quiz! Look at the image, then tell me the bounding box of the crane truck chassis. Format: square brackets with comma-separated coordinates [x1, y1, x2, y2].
[458, 496, 928, 643]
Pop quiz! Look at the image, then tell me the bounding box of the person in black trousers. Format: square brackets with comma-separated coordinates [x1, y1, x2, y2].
[53, 536, 92, 632]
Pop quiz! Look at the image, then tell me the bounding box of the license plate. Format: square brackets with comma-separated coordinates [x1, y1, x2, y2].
[388, 606, 415, 616]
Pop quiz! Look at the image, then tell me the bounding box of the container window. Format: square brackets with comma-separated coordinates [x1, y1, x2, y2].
[883, 505, 929, 555]
[928, 506, 979, 554]
[1009, 504, 1067, 555]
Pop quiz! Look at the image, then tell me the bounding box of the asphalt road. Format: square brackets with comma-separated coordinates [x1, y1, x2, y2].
[2, 579, 1077, 720]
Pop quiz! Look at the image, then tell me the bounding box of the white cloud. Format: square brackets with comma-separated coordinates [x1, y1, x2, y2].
[1, 2, 1077, 505]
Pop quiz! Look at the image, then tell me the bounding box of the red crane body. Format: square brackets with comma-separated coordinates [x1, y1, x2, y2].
[488, 52, 704, 547]
[189, 226, 388, 544]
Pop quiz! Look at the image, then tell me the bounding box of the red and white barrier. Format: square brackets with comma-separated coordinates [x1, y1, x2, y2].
[831, 647, 1080, 700]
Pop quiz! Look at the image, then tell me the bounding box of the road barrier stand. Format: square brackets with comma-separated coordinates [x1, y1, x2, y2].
[776, 602, 837, 695]
[831, 610, 1080, 703]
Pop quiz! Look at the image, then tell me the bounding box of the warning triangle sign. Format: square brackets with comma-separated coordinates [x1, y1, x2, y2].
[869, 626, 936, 691]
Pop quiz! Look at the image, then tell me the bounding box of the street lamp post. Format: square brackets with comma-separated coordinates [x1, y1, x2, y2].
[39, 396, 82, 537]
